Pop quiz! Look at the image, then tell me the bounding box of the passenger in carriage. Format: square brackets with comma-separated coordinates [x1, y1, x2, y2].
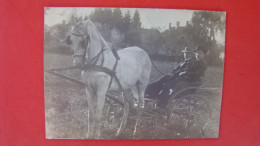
[145, 45, 208, 101]
[160, 45, 208, 98]
[145, 47, 194, 98]
[169, 47, 196, 80]
[174, 45, 207, 82]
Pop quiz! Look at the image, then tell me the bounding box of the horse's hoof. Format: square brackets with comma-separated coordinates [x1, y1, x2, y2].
[116, 130, 122, 137]
[116, 132, 120, 137]
[116, 129, 126, 137]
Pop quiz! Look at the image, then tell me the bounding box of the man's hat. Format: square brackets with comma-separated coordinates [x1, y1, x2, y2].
[181, 47, 192, 53]
[194, 45, 208, 54]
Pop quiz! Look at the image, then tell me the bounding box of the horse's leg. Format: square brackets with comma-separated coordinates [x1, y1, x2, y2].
[131, 86, 139, 107]
[85, 87, 95, 139]
[116, 92, 129, 136]
[94, 87, 106, 139]
[133, 82, 147, 136]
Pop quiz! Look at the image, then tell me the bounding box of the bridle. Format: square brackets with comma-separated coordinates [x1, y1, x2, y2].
[69, 26, 126, 102]
[70, 31, 107, 66]
[70, 31, 90, 60]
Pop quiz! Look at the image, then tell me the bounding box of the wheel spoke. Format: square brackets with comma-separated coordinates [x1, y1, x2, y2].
[168, 94, 211, 138]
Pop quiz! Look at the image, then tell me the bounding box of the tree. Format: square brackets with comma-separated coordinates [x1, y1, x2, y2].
[112, 8, 123, 28]
[132, 10, 141, 29]
[125, 10, 142, 46]
[102, 8, 113, 25]
[90, 8, 104, 23]
[191, 11, 226, 65]
[191, 11, 225, 45]
[121, 11, 131, 32]
[140, 28, 163, 55]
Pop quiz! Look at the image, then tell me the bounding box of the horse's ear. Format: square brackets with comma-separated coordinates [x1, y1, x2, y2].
[66, 35, 72, 45]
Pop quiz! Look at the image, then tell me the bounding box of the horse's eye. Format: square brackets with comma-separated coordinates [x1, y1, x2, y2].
[66, 35, 72, 45]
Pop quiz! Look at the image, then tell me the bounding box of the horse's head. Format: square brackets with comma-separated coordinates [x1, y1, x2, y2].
[66, 21, 90, 66]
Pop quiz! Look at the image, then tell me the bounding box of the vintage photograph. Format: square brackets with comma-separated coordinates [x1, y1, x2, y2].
[44, 7, 226, 139]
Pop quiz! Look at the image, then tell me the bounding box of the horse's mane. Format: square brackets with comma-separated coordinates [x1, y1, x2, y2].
[84, 20, 111, 50]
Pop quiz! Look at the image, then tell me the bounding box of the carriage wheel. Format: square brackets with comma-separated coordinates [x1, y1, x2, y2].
[167, 94, 211, 138]
[101, 92, 128, 138]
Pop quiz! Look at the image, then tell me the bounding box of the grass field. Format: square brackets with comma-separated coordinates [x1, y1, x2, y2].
[44, 52, 224, 139]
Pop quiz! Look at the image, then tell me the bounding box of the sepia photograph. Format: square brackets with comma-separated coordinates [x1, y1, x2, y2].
[44, 7, 226, 139]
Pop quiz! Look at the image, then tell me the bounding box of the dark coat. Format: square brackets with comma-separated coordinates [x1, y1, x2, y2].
[178, 59, 207, 82]
[171, 58, 194, 76]
[145, 58, 207, 100]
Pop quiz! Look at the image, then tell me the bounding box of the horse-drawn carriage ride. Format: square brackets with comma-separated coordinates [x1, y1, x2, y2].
[103, 82, 213, 139]
[46, 20, 216, 139]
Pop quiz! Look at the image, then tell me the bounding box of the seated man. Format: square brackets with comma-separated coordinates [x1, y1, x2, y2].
[145, 45, 208, 102]
[160, 45, 208, 98]
[145, 47, 195, 99]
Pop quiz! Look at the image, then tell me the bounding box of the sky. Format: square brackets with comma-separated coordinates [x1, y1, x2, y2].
[44, 7, 194, 31]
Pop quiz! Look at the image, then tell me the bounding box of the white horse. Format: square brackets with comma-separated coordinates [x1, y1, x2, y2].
[68, 20, 152, 138]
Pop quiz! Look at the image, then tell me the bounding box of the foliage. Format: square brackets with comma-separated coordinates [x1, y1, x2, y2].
[44, 8, 226, 65]
[89, 8, 142, 47]
[190, 11, 226, 65]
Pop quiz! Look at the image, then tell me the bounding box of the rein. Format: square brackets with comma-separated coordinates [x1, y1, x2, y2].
[150, 60, 167, 75]
[87, 48, 106, 66]
[81, 63, 130, 104]
[84, 47, 120, 91]
[71, 30, 127, 103]
[71, 32, 90, 63]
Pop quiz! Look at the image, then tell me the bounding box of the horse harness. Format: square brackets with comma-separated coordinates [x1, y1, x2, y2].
[70, 32, 122, 92]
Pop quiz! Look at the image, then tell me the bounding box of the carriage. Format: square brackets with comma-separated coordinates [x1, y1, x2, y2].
[47, 65, 214, 139]
[46, 20, 216, 139]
